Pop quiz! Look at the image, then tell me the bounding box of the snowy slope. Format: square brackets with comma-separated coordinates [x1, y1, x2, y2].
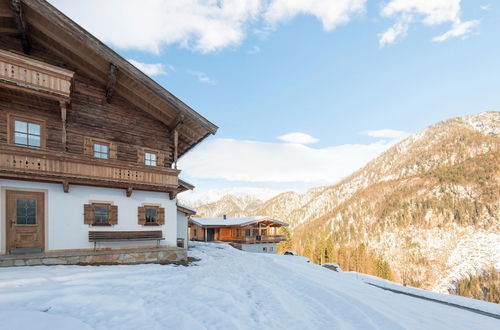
[0, 243, 498, 330]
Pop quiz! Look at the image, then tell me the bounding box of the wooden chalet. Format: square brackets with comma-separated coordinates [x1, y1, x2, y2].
[189, 216, 288, 254]
[0, 0, 217, 266]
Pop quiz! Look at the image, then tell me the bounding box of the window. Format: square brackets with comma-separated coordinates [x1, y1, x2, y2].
[245, 229, 251, 237]
[10, 116, 44, 148]
[16, 199, 36, 224]
[145, 207, 157, 223]
[145, 152, 157, 166]
[252, 229, 259, 236]
[193, 229, 197, 236]
[93, 143, 109, 159]
[138, 206, 165, 225]
[93, 205, 109, 224]
[84, 203, 117, 226]
[263, 247, 267, 252]
[261, 229, 267, 236]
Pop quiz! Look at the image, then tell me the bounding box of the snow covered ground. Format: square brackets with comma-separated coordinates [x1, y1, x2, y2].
[0, 243, 498, 330]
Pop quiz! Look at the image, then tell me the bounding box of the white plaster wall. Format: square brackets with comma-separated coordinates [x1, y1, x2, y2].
[176, 211, 188, 249]
[0, 179, 177, 254]
[241, 243, 277, 254]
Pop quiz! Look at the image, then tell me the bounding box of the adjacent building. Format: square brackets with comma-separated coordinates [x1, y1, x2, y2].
[0, 0, 217, 266]
[189, 216, 288, 253]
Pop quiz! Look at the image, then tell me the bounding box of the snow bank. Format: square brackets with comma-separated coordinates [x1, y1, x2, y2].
[0, 243, 498, 330]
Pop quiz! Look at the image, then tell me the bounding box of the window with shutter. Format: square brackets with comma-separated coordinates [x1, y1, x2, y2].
[83, 138, 117, 159]
[84, 203, 117, 226]
[138, 206, 164, 225]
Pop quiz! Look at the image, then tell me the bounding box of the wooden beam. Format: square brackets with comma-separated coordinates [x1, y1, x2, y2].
[10, 0, 31, 54]
[62, 180, 69, 193]
[60, 101, 67, 150]
[126, 187, 133, 197]
[173, 130, 178, 169]
[169, 190, 177, 200]
[105, 63, 117, 103]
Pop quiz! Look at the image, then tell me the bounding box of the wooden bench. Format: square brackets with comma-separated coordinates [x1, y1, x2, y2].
[89, 231, 164, 250]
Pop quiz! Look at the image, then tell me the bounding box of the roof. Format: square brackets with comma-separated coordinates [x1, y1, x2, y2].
[177, 204, 196, 216]
[0, 0, 217, 157]
[178, 179, 195, 193]
[189, 216, 289, 227]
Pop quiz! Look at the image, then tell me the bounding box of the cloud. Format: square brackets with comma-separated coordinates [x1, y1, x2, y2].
[264, 0, 366, 31]
[127, 59, 166, 76]
[178, 137, 399, 183]
[432, 20, 479, 42]
[247, 45, 261, 54]
[188, 70, 216, 85]
[277, 132, 319, 144]
[480, 4, 491, 11]
[49, 0, 367, 54]
[360, 129, 410, 139]
[379, 0, 478, 45]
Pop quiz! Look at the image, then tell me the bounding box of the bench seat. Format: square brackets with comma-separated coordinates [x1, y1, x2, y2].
[89, 230, 164, 250]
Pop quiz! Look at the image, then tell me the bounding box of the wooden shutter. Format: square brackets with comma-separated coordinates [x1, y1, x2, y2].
[84, 204, 93, 224]
[137, 148, 145, 164]
[157, 152, 165, 167]
[109, 205, 118, 225]
[157, 207, 165, 225]
[83, 137, 93, 155]
[138, 206, 146, 225]
[109, 143, 118, 159]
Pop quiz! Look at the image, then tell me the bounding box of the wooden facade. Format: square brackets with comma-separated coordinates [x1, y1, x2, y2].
[0, 0, 217, 197]
[189, 218, 287, 244]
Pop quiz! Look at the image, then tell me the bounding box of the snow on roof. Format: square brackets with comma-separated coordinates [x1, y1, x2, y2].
[177, 204, 196, 216]
[190, 216, 288, 227]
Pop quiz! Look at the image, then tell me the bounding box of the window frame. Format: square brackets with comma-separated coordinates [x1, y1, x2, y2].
[144, 151, 158, 166]
[92, 203, 111, 226]
[8, 114, 46, 149]
[144, 206, 159, 225]
[93, 142, 110, 159]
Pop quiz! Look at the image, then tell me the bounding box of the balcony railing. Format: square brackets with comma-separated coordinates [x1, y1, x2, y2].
[237, 235, 287, 244]
[0, 144, 178, 192]
[0, 49, 74, 101]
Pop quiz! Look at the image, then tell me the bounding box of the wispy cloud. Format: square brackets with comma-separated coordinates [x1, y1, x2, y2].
[432, 20, 479, 42]
[277, 132, 319, 144]
[127, 59, 167, 76]
[247, 45, 261, 54]
[360, 129, 409, 140]
[379, 0, 479, 45]
[188, 70, 216, 85]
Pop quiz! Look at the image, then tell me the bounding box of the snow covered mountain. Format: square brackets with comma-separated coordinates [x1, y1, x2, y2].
[194, 111, 500, 297]
[0, 243, 498, 329]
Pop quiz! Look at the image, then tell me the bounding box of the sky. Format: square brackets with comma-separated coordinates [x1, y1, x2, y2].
[48, 0, 499, 203]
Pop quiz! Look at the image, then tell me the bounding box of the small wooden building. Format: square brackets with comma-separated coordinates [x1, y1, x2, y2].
[189, 216, 288, 254]
[0, 0, 217, 266]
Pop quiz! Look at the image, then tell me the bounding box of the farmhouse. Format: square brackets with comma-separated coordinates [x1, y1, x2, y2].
[189, 216, 288, 253]
[0, 0, 217, 266]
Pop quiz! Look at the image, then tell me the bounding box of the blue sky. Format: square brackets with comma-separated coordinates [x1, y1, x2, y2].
[50, 0, 499, 203]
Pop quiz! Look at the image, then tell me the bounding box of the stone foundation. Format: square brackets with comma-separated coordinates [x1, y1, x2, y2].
[0, 247, 187, 267]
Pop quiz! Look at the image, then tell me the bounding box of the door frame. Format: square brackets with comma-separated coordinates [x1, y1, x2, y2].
[1, 186, 48, 254]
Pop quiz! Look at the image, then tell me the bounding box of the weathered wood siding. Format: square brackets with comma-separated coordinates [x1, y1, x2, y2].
[0, 35, 173, 166]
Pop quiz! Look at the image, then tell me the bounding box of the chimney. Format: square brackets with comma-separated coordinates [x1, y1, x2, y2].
[223, 215, 227, 220]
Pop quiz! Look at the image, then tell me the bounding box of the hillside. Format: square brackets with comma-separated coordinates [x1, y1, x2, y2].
[194, 111, 500, 295]
[0, 243, 499, 329]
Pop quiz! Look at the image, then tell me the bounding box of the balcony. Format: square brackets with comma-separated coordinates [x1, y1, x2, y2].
[237, 235, 287, 244]
[0, 49, 74, 101]
[0, 144, 179, 193]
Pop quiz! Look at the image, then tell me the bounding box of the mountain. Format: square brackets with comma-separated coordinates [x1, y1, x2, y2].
[194, 111, 500, 296]
[193, 194, 263, 218]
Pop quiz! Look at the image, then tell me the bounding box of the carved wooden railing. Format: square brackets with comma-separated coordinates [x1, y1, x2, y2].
[0, 145, 179, 191]
[0, 49, 74, 101]
[237, 235, 287, 244]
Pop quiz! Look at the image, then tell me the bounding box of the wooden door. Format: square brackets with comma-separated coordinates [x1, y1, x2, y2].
[6, 190, 45, 253]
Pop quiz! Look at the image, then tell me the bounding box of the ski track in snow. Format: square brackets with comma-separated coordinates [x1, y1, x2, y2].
[0, 243, 499, 330]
